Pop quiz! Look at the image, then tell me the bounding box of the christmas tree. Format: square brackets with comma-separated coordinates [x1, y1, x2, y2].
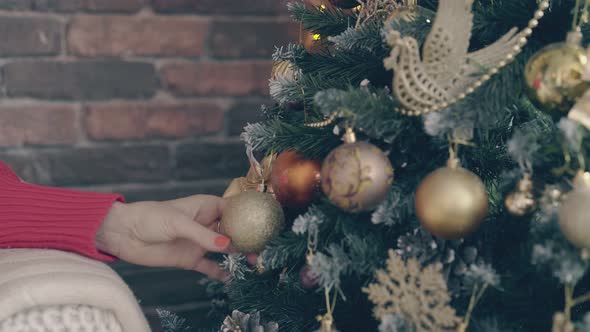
[206, 1, 590, 331]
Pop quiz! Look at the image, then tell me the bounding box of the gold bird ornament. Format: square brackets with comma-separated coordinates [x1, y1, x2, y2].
[383, 0, 550, 116]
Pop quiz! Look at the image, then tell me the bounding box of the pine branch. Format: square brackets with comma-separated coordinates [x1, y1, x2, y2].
[297, 48, 391, 86]
[288, 1, 352, 36]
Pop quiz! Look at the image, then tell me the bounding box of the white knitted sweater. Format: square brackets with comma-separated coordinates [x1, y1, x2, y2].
[0, 249, 151, 331]
[0, 304, 122, 332]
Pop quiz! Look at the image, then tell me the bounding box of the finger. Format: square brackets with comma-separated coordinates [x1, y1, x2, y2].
[167, 195, 226, 227]
[123, 240, 204, 269]
[205, 220, 241, 254]
[194, 196, 226, 226]
[195, 258, 229, 282]
[171, 215, 231, 253]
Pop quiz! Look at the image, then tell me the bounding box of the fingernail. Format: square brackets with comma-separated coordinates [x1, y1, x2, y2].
[215, 235, 231, 248]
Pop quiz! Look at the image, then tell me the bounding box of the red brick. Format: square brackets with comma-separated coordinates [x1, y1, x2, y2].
[83, 0, 144, 12]
[112, 181, 230, 202]
[0, 146, 170, 186]
[0, 105, 78, 146]
[209, 20, 298, 59]
[152, 0, 290, 15]
[162, 62, 272, 97]
[4, 61, 157, 100]
[34, 0, 144, 12]
[68, 16, 207, 57]
[85, 102, 225, 140]
[0, 16, 62, 56]
[176, 142, 250, 180]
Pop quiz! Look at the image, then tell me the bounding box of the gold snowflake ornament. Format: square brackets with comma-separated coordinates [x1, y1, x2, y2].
[363, 250, 460, 331]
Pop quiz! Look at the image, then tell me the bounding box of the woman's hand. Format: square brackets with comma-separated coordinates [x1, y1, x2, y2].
[95, 195, 230, 281]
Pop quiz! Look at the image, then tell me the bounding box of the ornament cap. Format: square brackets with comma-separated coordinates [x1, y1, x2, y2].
[573, 171, 590, 188]
[405, 0, 417, 8]
[447, 157, 461, 169]
[566, 29, 583, 46]
[517, 173, 534, 192]
[342, 127, 356, 144]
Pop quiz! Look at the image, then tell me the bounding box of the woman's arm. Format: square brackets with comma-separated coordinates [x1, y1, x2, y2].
[0, 161, 122, 261]
[0, 162, 233, 280]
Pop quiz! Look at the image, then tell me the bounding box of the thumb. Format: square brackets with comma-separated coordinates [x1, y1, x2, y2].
[170, 216, 231, 253]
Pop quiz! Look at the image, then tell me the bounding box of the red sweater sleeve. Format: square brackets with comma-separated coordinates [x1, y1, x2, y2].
[0, 161, 124, 261]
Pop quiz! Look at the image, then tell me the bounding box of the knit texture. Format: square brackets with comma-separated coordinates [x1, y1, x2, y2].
[0, 161, 123, 261]
[0, 249, 151, 331]
[0, 304, 123, 332]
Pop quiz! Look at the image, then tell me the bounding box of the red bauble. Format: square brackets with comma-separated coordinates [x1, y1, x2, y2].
[299, 265, 319, 289]
[271, 150, 321, 208]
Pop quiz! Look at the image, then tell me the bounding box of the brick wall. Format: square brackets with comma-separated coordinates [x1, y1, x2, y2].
[0, 1, 296, 330]
[0, 0, 296, 203]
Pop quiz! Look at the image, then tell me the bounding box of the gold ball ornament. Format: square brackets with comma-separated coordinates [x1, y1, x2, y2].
[559, 171, 590, 250]
[302, 30, 325, 54]
[525, 31, 590, 117]
[415, 159, 489, 240]
[271, 60, 298, 81]
[220, 191, 285, 253]
[320, 130, 394, 212]
[384, 2, 433, 30]
[505, 174, 536, 216]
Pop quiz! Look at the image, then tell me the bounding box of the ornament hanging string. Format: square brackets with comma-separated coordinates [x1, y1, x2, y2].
[302, 211, 338, 331]
[447, 132, 475, 168]
[572, 0, 590, 30]
[245, 141, 276, 192]
[509, 131, 535, 217]
[307, 224, 319, 264]
[457, 282, 489, 332]
[316, 287, 338, 331]
[560, 282, 590, 325]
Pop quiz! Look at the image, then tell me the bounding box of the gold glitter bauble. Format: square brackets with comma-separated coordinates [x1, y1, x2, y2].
[559, 171, 590, 250]
[221, 191, 285, 253]
[271, 61, 298, 81]
[568, 89, 590, 130]
[505, 174, 536, 216]
[415, 164, 489, 240]
[385, 3, 433, 28]
[320, 141, 394, 212]
[525, 32, 590, 117]
[386, 6, 417, 22]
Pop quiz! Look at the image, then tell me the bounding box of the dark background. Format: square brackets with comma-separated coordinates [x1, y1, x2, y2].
[0, 0, 296, 330]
